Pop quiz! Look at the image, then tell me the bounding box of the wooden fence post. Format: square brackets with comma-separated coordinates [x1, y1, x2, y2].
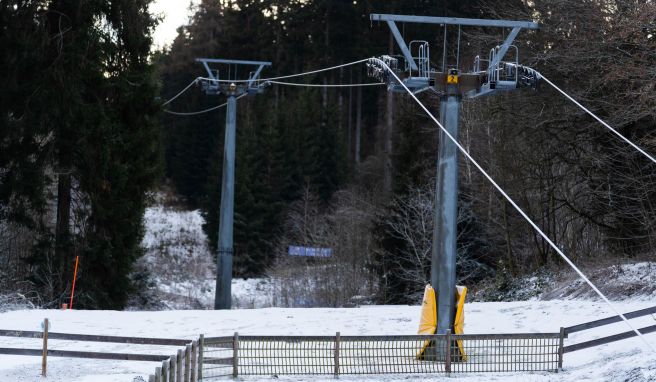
[445, 330, 452, 374]
[233, 332, 239, 378]
[161, 359, 169, 382]
[198, 335, 204, 381]
[191, 340, 198, 382]
[41, 318, 49, 377]
[169, 355, 177, 382]
[155, 366, 162, 382]
[558, 327, 565, 371]
[149, 375, 156, 382]
[184, 344, 191, 382]
[177, 349, 183, 382]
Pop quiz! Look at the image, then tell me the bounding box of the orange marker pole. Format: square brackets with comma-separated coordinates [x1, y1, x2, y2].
[69, 256, 79, 310]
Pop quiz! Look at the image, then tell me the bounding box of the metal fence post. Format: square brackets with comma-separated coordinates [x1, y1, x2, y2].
[198, 334, 204, 381]
[445, 330, 452, 374]
[558, 327, 565, 371]
[233, 332, 239, 378]
[334, 332, 340, 378]
[191, 340, 198, 382]
[177, 349, 183, 382]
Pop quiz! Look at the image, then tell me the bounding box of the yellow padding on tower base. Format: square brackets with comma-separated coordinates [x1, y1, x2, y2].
[416, 284, 468, 361]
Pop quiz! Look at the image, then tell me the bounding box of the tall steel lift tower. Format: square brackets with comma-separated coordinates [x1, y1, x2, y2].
[368, 14, 539, 335]
[197, 58, 271, 310]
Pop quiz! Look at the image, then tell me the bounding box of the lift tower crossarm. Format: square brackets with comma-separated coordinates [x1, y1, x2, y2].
[370, 14, 539, 29]
[371, 14, 538, 81]
[196, 58, 272, 86]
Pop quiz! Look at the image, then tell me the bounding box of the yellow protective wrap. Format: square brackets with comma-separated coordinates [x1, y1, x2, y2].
[416, 284, 467, 361]
[418, 285, 437, 335]
[454, 285, 468, 361]
[417, 285, 437, 358]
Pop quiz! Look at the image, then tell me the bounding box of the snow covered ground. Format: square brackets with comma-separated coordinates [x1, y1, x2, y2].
[1, 299, 655, 381]
[132, 205, 274, 310]
[4, 202, 653, 381]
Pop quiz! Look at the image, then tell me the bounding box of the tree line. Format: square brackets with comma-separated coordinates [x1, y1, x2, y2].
[2, 0, 655, 308]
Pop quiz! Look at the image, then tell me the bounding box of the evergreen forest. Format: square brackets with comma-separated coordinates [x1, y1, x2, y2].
[2, 0, 656, 309]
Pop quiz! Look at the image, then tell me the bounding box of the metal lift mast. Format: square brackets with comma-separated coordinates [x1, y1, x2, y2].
[197, 58, 271, 310]
[369, 14, 539, 336]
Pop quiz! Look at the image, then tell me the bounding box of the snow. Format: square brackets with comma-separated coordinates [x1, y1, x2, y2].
[1, 300, 655, 381]
[4, 203, 654, 380]
[134, 205, 274, 310]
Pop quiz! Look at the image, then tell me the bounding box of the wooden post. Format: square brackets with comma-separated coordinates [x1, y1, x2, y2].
[558, 327, 565, 371]
[177, 349, 183, 382]
[184, 344, 191, 382]
[232, 332, 239, 378]
[155, 367, 162, 382]
[162, 359, 169, 382]
[69, 255, 80, 309]
[191, 340, 198, 382]
[169, 355, 177, 382]
[198, 335, 204, 381]
[445, 330, 452, 374]
[334, 332, 340, 378]
[149, 375, 156, 382]
[41, 318, 49, 377]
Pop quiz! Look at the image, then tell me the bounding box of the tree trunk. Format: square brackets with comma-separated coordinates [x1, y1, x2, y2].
[355, 72, 362, 165]
[383, 30, 394, 194]
[55, 167, 71, 300]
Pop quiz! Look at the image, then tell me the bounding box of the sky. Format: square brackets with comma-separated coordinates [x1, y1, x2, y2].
[150, 0, 198, 49]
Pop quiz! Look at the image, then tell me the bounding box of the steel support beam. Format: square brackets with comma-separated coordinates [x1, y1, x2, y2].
[432, 94, 460, 334]
[386, 21, 418, 71]
[215, 95, 237, 310]
[371, 14, 539, 29]
[197, 58, 273, 67]
[488, 27, 521, 70]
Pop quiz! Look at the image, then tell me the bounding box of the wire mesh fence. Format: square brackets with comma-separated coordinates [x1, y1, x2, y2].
[201, 331, 562, 379]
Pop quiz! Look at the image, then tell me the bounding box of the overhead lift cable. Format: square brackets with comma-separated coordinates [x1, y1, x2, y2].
[371, 57, 656, 353]
[162, 59, 374, 115]
[537, 72, 656, 166]
[197, 58, 371, 84]
[163, 93, 248, 116]
[162, 78, 199, 106]
[267, 80, 384, 88]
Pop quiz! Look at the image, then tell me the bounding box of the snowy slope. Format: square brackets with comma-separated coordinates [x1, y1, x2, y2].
[132, 205, 273, 310]
[1, 300, 655, 381]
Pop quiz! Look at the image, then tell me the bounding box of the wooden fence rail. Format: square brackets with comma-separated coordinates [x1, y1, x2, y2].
[0, 318, 201, 382]
[563, 306, 656, 335]
[0, 329, 190, 346]
[0, 347, 169, 361]
[562, 306, 656, 353]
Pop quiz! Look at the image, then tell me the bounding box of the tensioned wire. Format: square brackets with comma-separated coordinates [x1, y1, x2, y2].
[163, 93, 248, 116]
[266, 80, 384, 87]
[163, 81, 380, 115]
[196, 58, 371, 83]
[370, 57, 655, 353]
[162, 78, 198, 106]
[536, 71, 656, 166]
[164, 58, 372, 106]
[163, 59, 381, 115]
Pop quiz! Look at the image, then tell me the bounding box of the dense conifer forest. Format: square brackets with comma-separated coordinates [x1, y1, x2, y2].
[2, 0, 655, 308]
